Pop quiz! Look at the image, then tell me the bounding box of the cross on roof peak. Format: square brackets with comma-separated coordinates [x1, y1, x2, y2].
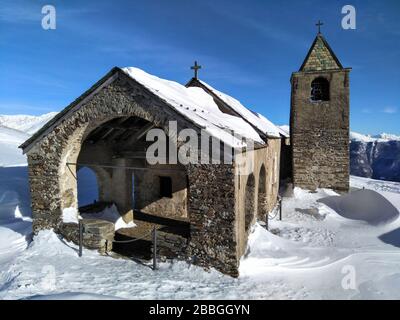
[190, 61, 202, 79]
[316, 20, 324, 34]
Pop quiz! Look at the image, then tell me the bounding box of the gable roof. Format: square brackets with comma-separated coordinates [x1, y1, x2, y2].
[122, 67, 268, 146]
[300, 33, 343, 72]
[186, 78, 288, 138]
[21, 67, 285, 153]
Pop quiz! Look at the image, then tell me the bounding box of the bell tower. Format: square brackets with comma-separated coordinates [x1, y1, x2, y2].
[290, 28, 351, 191]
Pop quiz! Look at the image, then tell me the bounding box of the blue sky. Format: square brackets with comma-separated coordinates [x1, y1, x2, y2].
[1, 0, 399, 134]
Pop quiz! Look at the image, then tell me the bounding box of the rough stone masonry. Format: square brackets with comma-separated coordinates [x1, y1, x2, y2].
[290, 33, 351, 192]
[20, 68, 282, 277]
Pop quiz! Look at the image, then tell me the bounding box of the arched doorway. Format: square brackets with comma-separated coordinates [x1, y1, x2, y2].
[72, 116, 153, 222]
[244, 173, 255, 233]
[257, 165, 267, 220]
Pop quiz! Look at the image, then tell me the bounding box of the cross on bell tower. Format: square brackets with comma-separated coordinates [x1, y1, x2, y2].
[191, 61, 202, 79]
[316, 20, 324, 34]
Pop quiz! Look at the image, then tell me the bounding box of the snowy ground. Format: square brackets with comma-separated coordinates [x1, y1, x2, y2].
[0, 171, 399, 300]
[0, 115, 400, 299]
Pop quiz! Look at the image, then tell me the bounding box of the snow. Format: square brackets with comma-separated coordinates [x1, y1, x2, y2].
[0, 113, 57, 167]
[278, 128, 400, 143]
[0, 112, 57, 135]
[372, 133, 400, 141]
[318, 189, 399, 225]
[0, 110, 400, 299]
[0, 172, 399, 299]
[350, 131, 376, 142]
[278, 125, 290, 136]
[62, 207, 80, 224]
[0, 168, 32, 265]
[199, 80, 285, 138]
[0, 126, 30, 167]
[350, 175, 400, 194]
[25, 292, 123, 300]
[350, 131, 400, 142]
[63, 204, 136, 231]
[122, 67, 279, 146]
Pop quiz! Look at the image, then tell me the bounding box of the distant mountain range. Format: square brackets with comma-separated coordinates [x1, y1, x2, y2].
[279, 126, 400, 183]
[0, 115, 398, 183]
[0, 112, 57, 135]
[350, 132, 400, 182]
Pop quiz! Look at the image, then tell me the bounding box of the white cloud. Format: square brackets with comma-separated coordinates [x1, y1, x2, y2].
[383, 106, 398, 114]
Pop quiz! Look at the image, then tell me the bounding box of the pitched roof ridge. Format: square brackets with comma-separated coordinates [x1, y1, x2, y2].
[187, 78, 284, 138]
[299, 33, 343, 72]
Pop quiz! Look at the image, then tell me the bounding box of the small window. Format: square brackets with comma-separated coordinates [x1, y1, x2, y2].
[311, 77, 330, 101]
[159, 176, 172, 198]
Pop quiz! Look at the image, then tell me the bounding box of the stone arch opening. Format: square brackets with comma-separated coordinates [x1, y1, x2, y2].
[311, 77, 330, 101]
[58, 109, 191, 219]
[58, 115, 138, 221]
[57, 110, 191, 255]
[257, 165, 267, 220]
[244, 173, 256, 232]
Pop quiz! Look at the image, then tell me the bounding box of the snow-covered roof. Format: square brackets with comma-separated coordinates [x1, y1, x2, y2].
[21, 67, 285, 152]
[278, 125, 290, 136]
[123, 67, 267, 147]
[198, 80, 288, 138]
[123, 67, 285, 146]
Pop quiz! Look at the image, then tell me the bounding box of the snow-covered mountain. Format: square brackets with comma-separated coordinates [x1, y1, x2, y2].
[0, 112, 57, 135]
[350, 132, 400, 182]
[0, 125, 31, 167]
[279, 126, 400, 183]
[0, 113, 57, 167]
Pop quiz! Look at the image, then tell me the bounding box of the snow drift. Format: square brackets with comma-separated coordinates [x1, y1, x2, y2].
[318, 189, 399, 225]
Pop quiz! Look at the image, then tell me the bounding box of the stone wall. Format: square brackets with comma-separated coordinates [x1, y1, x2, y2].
[187, 164, 239, 277]
[134, 165, 188, 219]
[290, 69, 350, 191]
[235, 140, 281, 257]
[155, 229, 188, 261]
